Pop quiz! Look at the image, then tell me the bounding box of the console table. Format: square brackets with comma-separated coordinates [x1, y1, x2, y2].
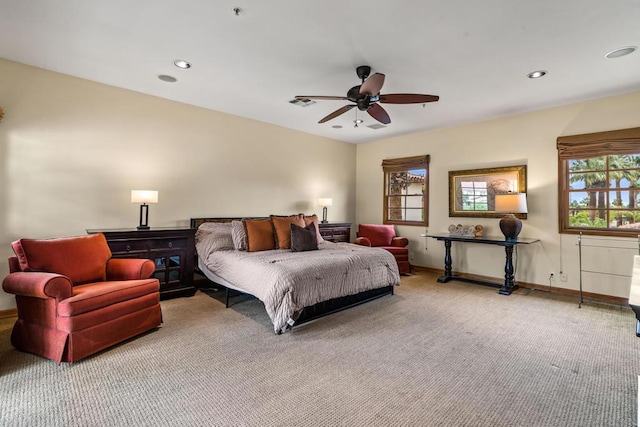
[422, 233, 539, 295]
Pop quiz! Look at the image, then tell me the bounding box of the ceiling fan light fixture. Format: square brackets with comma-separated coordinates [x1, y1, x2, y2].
[527, 70, 547, 79]
[173, 59, 192, 69]
[605, 46, 637, 59]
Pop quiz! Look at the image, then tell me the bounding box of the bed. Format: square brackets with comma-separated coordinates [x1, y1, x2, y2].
[190, 217, 400, 333]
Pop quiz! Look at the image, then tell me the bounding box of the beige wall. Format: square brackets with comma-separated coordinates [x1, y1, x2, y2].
[0, 59, 356, 309]
[356, 91, 640, 299]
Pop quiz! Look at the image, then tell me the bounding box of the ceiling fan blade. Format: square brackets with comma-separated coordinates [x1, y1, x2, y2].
[296, 95, 349, 101]
[367, 103, 391, 125]
[378, 94, 440, 104]
[318, 105, 355, 123]
[360, 73, 385, 96]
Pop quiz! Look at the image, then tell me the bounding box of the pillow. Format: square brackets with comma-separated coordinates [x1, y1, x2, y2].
[303, 214, 324, 244]
[271, 214, 305, 249]
[196, 222, 234, 252]
[12, 233, 112, 285]
[290, 223, 319, 252]
[231, 220, 248, 251]
[244, 218, 276, 252]
[357, 224, 396, 247]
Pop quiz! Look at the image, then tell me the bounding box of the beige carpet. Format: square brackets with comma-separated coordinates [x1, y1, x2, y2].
[1, 271, 639, 427]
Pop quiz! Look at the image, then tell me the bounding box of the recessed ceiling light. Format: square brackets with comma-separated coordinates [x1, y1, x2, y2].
[605, 46, 637, 59]
[173, 59, 192, 69]
[527, 70, 547, 79]
[158, 75, 177, 83]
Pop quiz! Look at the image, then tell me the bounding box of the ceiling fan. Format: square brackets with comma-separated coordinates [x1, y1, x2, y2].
[295, 65, 439, 125]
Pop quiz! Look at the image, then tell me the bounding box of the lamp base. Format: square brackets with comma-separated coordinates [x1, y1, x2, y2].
[499, 214, 522, 241]
[138, 204, 150, 230]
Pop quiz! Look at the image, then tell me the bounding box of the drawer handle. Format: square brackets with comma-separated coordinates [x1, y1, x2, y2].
[168, 242, 173, 248]
[126, 245, 131, 252]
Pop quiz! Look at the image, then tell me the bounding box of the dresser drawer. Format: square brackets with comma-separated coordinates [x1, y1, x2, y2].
[108, 239, 149, 254]
[148, 238, 188, 250]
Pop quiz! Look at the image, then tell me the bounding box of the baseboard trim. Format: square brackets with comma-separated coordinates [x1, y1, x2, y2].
[412, 266, 628, 307]
[0, 307, 17, 320]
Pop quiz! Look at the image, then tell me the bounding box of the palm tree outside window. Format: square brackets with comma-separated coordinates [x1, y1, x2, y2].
[558, 127, 640, 236]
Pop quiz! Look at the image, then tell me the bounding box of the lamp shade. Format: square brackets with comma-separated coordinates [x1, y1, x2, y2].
[495, 193, 527, 214]
[131, 190, 158, 204]
[318, 198, 333, 207]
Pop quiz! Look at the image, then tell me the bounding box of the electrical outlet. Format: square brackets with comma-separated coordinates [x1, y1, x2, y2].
[549, 272, 555, 280]
[560, 273, 568, 282]
[409, 252, 415, 261]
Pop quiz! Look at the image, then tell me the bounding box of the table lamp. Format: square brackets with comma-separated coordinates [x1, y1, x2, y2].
[495, 193, 527, 241]
[131, 190, 158, 230]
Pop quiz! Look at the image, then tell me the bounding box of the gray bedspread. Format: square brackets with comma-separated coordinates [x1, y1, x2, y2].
[197, 240, 400, 333]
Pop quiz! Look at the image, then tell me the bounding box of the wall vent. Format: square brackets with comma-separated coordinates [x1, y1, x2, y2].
[367, 123, 386, 130]
[289, 98, 316, 107]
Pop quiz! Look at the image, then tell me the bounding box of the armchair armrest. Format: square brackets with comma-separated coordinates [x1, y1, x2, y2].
[390, 237, 409, 247]
[354, 237, 372, 247]
[106, 258, 156, 280]
[2, 272, 73, 301]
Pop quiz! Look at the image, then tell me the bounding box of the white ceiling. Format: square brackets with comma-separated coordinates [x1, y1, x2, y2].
[1, 0, 639, 144]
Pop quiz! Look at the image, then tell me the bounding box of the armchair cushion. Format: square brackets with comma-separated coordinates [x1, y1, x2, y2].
[57, 279, 159, 317]
[12, 233, 112, 285]
[357, 224, 396, 247]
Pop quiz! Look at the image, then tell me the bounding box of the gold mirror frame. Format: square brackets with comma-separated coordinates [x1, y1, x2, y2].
[448, 165, 527, 218]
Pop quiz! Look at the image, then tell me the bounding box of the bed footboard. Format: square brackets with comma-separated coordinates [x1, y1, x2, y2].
[294, 285, 394, 328]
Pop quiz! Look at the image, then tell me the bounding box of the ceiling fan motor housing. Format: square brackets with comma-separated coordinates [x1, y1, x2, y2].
[356, 65, 371, 81]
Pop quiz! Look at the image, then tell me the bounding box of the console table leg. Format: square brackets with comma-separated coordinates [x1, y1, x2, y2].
[438, 239, 453, 283]
[500, 244, 518, 295]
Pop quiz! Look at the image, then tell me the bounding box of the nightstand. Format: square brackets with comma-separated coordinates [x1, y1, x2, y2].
[318, 222, 352, 243]
[86, 227, 197, 300]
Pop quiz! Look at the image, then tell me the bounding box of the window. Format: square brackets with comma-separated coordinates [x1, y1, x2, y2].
[382, 155, 429, 226]
[557, 127, 640, 236]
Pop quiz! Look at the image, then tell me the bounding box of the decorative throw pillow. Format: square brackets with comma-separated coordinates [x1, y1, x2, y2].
[290, 223, 318, 252]
[270, 214, 305, 249]
[244, 218, 276, 252]
[196, 222, 234, 253]
[231, 220, 248, 251]
[303, 214, 324, 244]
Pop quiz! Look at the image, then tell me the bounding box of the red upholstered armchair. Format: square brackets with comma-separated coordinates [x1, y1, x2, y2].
[2, 233, 162, 363]
[355, 224, 411, 275]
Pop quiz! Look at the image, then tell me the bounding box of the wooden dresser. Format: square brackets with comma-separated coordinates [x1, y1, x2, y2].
[87, 227, 197, 300]
[318, 222, 352, 243]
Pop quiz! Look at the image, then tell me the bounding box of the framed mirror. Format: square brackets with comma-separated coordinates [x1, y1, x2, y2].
[448, 165, 527, 218]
